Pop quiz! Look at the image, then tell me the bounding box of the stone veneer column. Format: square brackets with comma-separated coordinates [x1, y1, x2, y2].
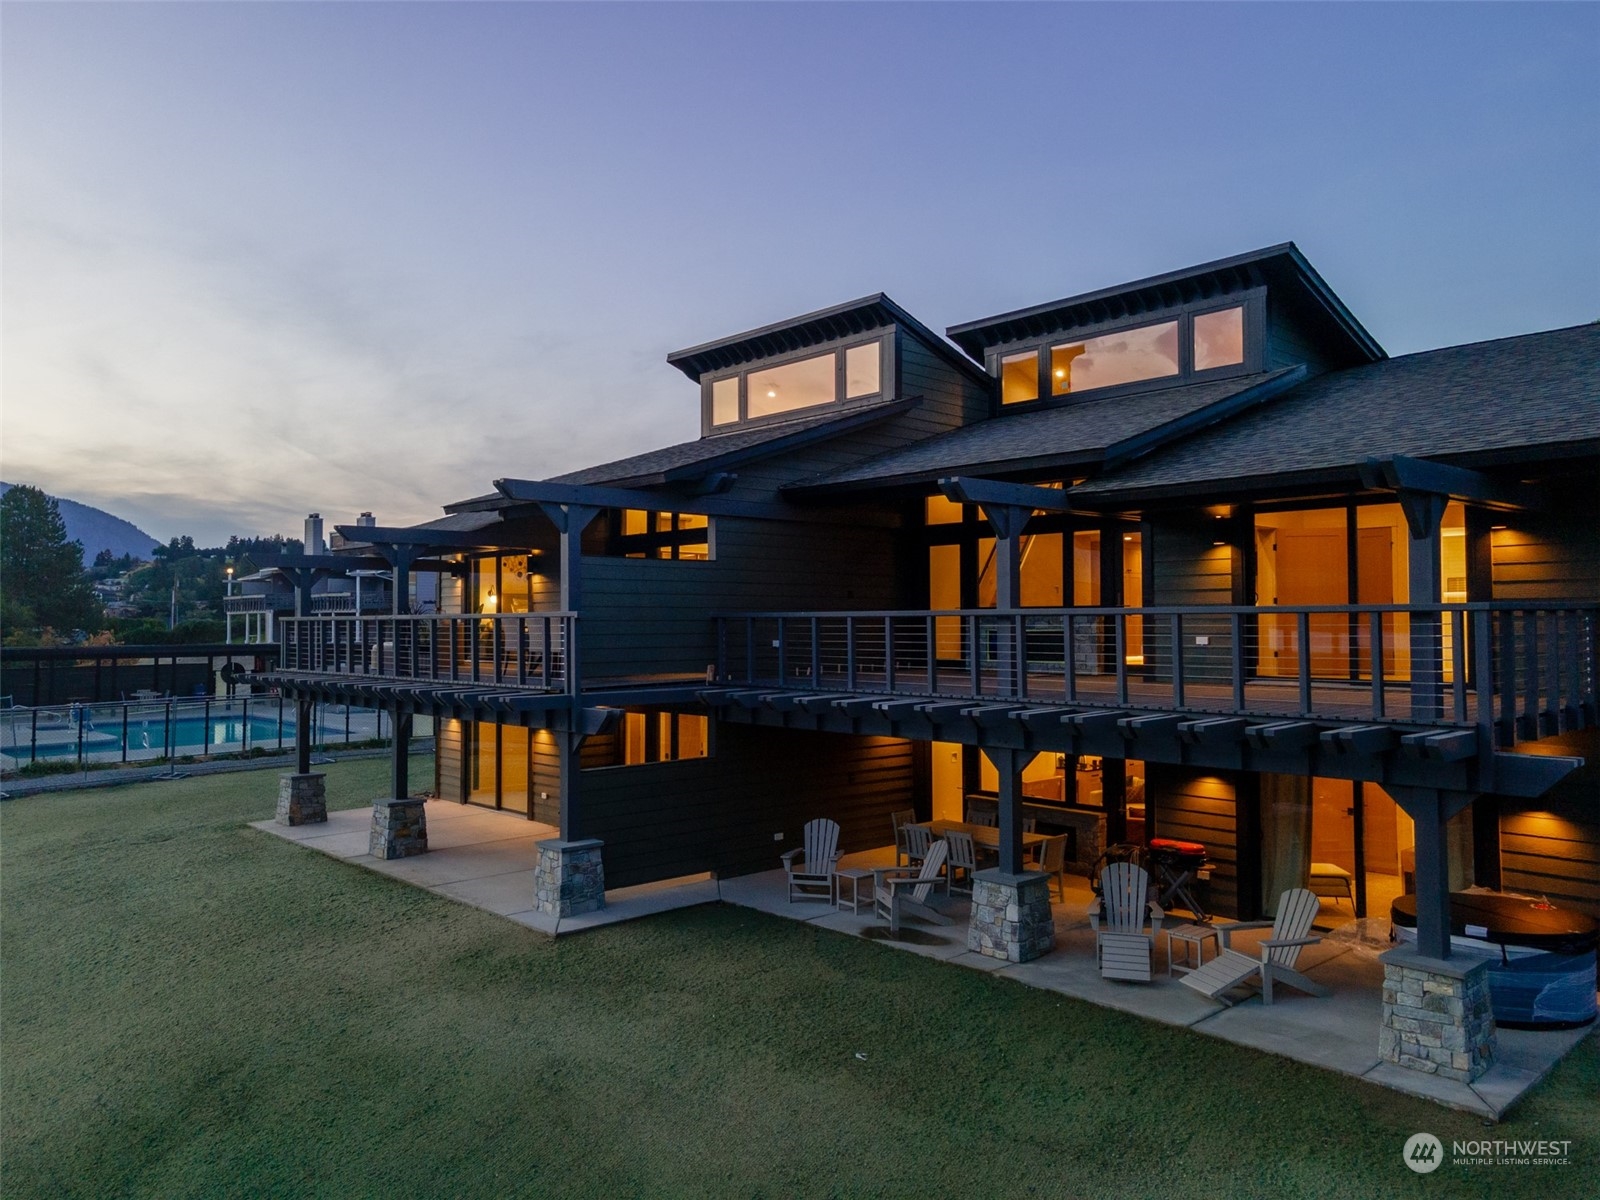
[533, 838, 606, 918]
[369, 798, 428, 860]
[276, 772, 327, 825]
[968, 869, 1055, 962]
[1378, 946, 1496, 1083]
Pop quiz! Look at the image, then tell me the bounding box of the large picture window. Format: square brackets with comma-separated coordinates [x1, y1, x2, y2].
[998, 301, 1252, 407]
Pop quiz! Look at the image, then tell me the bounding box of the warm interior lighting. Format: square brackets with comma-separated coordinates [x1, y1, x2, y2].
[1123, 534, 1134, 541]
[1212, 540, 1227, 547]
[766, 389, 777, 398]
[484, 587, 497, 612]
[1492, 524, 1508, 531]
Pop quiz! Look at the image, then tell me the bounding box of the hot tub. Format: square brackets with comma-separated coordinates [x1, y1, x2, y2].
[1391, 891, 1598, 1030]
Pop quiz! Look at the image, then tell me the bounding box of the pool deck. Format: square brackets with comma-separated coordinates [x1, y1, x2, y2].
[254, 800, 1595, 1121]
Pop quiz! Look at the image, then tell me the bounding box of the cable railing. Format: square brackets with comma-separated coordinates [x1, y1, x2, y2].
[0, 694, 429, 773]
[277, 613, 574, 692]
[717, 603, 1599, 742]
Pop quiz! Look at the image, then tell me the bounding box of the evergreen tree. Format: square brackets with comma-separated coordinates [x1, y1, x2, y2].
[1, 484, 103, 637]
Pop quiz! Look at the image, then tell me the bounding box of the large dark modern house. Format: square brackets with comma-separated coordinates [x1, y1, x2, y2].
[257, 245, 1597, 1085]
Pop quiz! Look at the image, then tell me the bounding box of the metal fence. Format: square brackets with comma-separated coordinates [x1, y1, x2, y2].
[718, 603, 1599, 741]
[0, 694, 435, 773]
[277, 613, 573, 690]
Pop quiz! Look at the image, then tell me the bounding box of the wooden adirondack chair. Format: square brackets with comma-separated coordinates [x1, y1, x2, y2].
[1178, 888, 1329, 1005]
[780, 818, 842, 903]
[873, 840, 951, 934]
[1090, 861, 1164, 982]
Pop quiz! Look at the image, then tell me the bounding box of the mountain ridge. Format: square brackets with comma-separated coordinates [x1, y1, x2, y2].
[0, 482, 162, 564]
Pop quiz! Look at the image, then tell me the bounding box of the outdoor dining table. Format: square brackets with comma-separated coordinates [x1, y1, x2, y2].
[915, 820, 1048, 861]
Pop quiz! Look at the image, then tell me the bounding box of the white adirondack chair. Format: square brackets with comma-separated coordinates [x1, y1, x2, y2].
[780, 818, 842, 903]
[1178, 888, 1329, 1005]
[1090, 861, 1164, 982]
[873, 840, 951, 934]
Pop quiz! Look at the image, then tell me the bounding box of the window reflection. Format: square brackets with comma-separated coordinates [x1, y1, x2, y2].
[1193, 307, 1244, 371]
[1052, 321, 1179, 395]
[747, 353, 837, 419]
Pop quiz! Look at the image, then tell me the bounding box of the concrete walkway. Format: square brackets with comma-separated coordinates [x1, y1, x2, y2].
[253, 806, 1592, 1119]
[251, 799, 719, 935]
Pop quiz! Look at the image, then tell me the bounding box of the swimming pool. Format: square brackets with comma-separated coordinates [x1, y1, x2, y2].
[10, 713, 297, 761]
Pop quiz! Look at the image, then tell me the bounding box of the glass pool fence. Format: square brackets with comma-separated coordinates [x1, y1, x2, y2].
[0, 695, 435, 774]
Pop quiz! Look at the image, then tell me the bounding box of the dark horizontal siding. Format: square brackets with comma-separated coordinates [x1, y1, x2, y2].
[1494, 730, 1600, 917]
[1147, 764, 1240, 918]
[580, 725, 914, 889]
[1491, 510, 1600, 602]
[580, 516, 900, 679]
[1147, 519, 1238, 684]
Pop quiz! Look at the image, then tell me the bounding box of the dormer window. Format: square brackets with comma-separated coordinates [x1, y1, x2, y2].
[997, 301, 1253, 407]
[707, 338, 884, 428]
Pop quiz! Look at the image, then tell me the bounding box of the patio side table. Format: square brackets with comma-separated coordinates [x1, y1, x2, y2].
[1167, 923, 1218, 976]
[835, 867, 874, 915]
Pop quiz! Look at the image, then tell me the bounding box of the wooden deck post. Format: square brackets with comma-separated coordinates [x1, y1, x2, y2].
[295, 695, 313, 775]
[390, 703, 413, 800]
[985, 746, 1027, 874]
[1399, 489, 1448, 722]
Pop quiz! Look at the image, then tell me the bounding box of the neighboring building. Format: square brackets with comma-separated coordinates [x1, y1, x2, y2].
[259, 244, 1598, 952]
[225, 513, 409, 643]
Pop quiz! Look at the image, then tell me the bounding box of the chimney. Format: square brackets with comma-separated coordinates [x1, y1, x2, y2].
[357, 512, 376, 528]
[304, 513, 325, 556]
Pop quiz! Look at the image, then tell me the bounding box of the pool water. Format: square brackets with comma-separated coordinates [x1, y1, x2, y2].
[22, 714, 296, 759]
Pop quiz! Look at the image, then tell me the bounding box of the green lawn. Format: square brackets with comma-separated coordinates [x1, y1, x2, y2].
[2, 761, 1596, 1199]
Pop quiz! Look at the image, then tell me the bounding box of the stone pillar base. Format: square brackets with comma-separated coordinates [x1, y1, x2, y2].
[370, 798, 428, 859]
[968, 869, 1055, 962]
[533, 838, 605, 917]
[1379, 946, 1496, 1082]
[276, 772, 327, 825]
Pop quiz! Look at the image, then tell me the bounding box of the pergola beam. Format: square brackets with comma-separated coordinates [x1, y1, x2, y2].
[1358, 455, 1547, 512]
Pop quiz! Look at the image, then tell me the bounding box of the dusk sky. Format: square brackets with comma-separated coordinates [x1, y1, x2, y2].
[3, 2, 1596, 546]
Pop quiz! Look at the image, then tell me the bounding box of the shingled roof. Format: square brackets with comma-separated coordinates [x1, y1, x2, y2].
[784, 369, 1303, 495]
[1076, 324, 1600, 503]
[547, 395, 919, 488]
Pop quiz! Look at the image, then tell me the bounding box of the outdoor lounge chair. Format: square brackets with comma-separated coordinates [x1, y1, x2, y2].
[873, 839, 951, 934]
[780, 818, 842, 903]
[1178, 887, 1329, 1006]
[1090, 861, 1163, 982]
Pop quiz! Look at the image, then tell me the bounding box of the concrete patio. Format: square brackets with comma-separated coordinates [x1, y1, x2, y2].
[253, 803, 1593, 1119]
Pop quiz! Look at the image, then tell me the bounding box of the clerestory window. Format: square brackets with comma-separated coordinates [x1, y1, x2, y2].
[707, 338, 883, 427]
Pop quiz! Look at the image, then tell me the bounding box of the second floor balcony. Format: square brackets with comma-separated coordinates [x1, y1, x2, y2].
[716, 603, 1598, 747]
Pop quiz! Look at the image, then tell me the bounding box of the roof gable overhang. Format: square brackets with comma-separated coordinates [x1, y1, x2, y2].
[668, 293, 989, 387]
[947, 243, 1384, 367]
